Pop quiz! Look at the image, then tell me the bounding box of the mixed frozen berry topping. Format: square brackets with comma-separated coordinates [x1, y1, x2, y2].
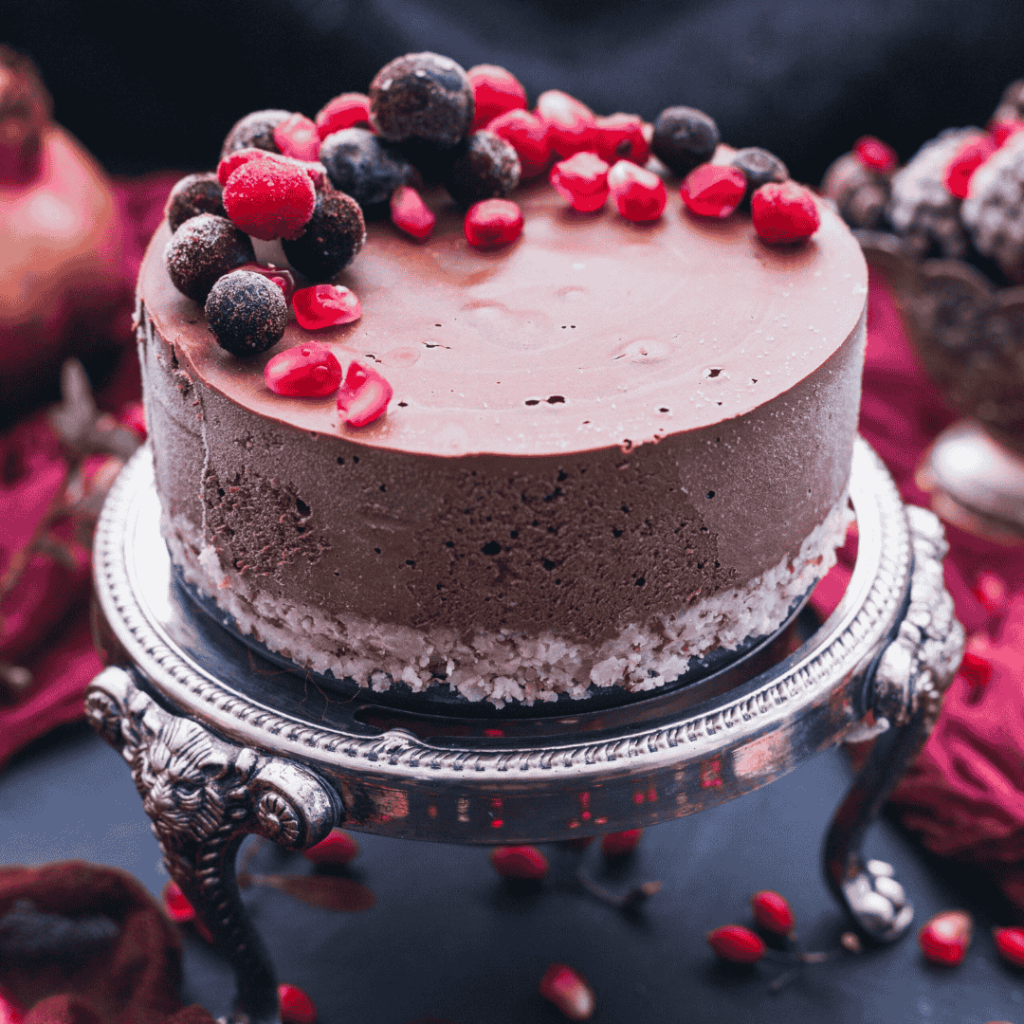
[281, 185, 366, 281]
[205, 269, 288, 356]
[165, 214, 255, 302]
[222, 158, 316, 241]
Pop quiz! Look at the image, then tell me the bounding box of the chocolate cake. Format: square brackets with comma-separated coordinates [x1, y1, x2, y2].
[137, 60, 867, 707]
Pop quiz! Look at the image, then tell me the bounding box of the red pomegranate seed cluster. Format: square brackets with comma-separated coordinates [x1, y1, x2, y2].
[536, 89, 598, 158]
[607, 161, 666, 222]
[487, 108, 553, 178]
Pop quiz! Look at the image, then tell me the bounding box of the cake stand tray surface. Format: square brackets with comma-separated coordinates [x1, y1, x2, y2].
[86, 437, 963, 1024]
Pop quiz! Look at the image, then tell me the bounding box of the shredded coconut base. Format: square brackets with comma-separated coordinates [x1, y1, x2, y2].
[166, 496, 852, 708]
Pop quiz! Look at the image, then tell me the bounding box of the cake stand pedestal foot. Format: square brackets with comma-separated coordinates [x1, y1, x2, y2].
[85, 666, 340, 1024]
[822, 506, 963, 942]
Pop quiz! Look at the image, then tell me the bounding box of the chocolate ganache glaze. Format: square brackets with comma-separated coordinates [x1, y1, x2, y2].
[138, 175, 867, 706]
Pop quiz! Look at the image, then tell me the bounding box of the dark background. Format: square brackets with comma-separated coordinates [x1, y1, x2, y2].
[7, 0, 1024, 182]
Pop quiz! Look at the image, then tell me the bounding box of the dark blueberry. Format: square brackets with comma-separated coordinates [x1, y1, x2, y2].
[445, 130, 521, 208]
[731, 147, 788, 205]
[319, 127, 412, 209]
[282, 185, 367, 281]
[220, 109, 290, 159]
[369, 52, 473, 147]
[166, 172, 226, 232]
[651, 106, 720, 177]
[164, 214, 255, 303]
[205, 270, 287, 357]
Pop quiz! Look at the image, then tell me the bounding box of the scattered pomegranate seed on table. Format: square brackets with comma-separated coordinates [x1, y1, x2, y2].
[853, 135, 898, 172]
[304, 828, 361, 867]
[599, 828, 643, 858]
[594, 112, 650, 166]
[390, 185, 436, 241]
[467, 64, 527, 131]
[486, 108, 553, 178]
[264, 342, 343, 398]
[315, 92, 373, 137]
[278, 983, 318, 1024]
[706, 924, 767, 964]
[535, 89, 598, 158]
[292, 284, 362, 329]
[337, 361, 393, 428]
[944, 135, 998, 199]
[490, 844, 549, 880]
[223, 159, 316, 241]
[274, 113, 322, 161]
[679, 163, 746, 218]
[918, 909, 973, 966]
[607, 160, 666, 222]
[750, 889, 796, 937]
[464, 198, 524, 248]
[994, 926, 1024, 967]
[751, 182, 821, 243]
[550, 152, 611, 212]
[539, 963, 596, 1021]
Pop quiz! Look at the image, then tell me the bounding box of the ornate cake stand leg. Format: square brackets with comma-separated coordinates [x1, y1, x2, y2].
[85, 666, 339, 1024]
[823, 506, 964, 942]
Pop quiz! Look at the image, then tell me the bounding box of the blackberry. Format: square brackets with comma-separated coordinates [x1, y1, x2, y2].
[962, 132, 1024, 282]
[445, 130, 520, 208]
[887, 127, 982, 258]
[731, 147, 788, 206]
[166, 172, 226, 232]
[651, 106, 719, 177]
[283, 185, 367, 281]
[319, 127, 412, 210]
[220, 109, 290, 159]
[165, 214, 255, 302]
[820, 152, 891, 230]
[369, 52, 474, 147]
[205, 270, 287, 356]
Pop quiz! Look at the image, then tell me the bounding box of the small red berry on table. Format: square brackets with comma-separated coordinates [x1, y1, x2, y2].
[278, 983, 317, 1024]
[490, 844, 549, 880]
[680, 164, 746, 218]
[550, 152, 611, 213]
[918, 909, 973, 966]
[390, 185, 436, 241]
[751, 181, 821, 243]
[706, 924, 767, 964]
[607, 160, 666, 222]
[750, 889, 796, 937]
[539, 963, 595, 1021]
[468, 64, 528, 131]
[464, 198, 524, 248]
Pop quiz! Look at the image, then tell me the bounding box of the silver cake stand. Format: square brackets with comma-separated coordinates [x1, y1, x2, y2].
[85, 438, 963, 1024]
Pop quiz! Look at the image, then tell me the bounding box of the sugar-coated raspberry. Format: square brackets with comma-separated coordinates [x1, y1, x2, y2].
[315, 93, 372, 139]
[486, 107, 553, 178]
[223, 159, 316, 241]
[337, 360, 393, 428]
[652, 106, 720, 176]
[274, 112, 321, 161]
[853, 135, 898, 172]
[292, 284, 362, 330]
[369, 52, 473, 146]
[535, 89, 598, 159]
[166, 172, 226, 232]
[594, 113, 650, 166]
[319, 127, 412, 209]
[445, 129, 521, 207]
[165, 214, 255, 302]
[218, 147, 273, 186]
[235, 262, 297, 303]
[390, 185, 436, 241]
[464, 198, 523, 248]
[944, 135, 998, 199]
[680, 163, 746, 218]
[608, 160, 666, 221]
[468, 64, 528, 132]
[282, 185, 366, 281]
[731, 146, 788, 204]
[550, 151, 611, 212]
[220, 109, 290, 159]
[264, 341, 342, 397]
[205, 269, 288, 356]
[751, 181, 821, 243]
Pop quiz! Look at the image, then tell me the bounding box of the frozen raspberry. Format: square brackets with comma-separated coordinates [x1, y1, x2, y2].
[820, 150, 892, 230]
[468, 64, 527, 132]
[390, 185, 435, 241]
[445, 129, 521, 207]
[235, 262, 297, 302]
[220, 109, 290, 159]
[223, 158, 316, 241]
[962, 131, 1024, 281]
[535, 89, 597, 159]
[550, 151, 611, 212]
[319, 127, 412, 210]
[205, 269, 288, 357]
[166, 172, 226, 232]
[292, 284, 362, 329]
[731, 146, 788, 205]
[607, 160, 666, 222]
[337, 361, 393, 427]
[369, 52, 473, 146]
[594, 113, 650, 166]
[165, 214, 255, 302]
[679, 163, 745, 218]
[218, 147, 328, 191]
[274, 112, 321, 161]
[264, 341, 342, 397]
[464, 198, 523, 248]
[853, 135, 898, 172]
[651, 106, 719, 176]
[945, 135, 998, 199]
[486, 107, 553, 178]
[315, 93, 372, 138]
[751, 182, 821, 243]
[282, 185, 366, 281]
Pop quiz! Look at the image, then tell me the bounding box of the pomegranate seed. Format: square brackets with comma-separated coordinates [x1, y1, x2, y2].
[944, 136, 997, 199]
[680, 164, 746, 218]
[337, 361, 393, 428]
[993, 926, 1024, 967]
[550, 152, 610, 212]
[536, 89, 598, 158]
[607, 160, 666, 222]
[539, 963, 595, 1021]
[162, 880, 196, 924]
[118, 400, 147, 439]
[264, 342, 342, 398]
[487, 108, 553, 178]
[304, 829, 360, 867]
[315, 93, 372, 139]
[278, 983, 317, 1024]
[918, 909, 973, 965]
[750, 890, 796, 936]
[490, 844, 549, 880]
[464, 198, 524, 248]
[468, 64, 528, 132]
[0, 985, 24, 1024]
[390, 185, 436, 241]
[236, 262, 297, 302]
[751, 182, 821, 243]
[706, 924, 766, 964]
[223, 159, 315, 241]
[292, 284, 362, 330]
[959, 647, 994, 692]
[594, 113, 650, 166]
[600, 828, 643, 858]
[853, 135, 898, 172]
[990, 119, 1024, 147]
[973, 570, 1008, 613]
[274, 113, 321, 162]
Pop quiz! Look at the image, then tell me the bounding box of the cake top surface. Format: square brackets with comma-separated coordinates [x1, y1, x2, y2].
[140, 174, 866, 458]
